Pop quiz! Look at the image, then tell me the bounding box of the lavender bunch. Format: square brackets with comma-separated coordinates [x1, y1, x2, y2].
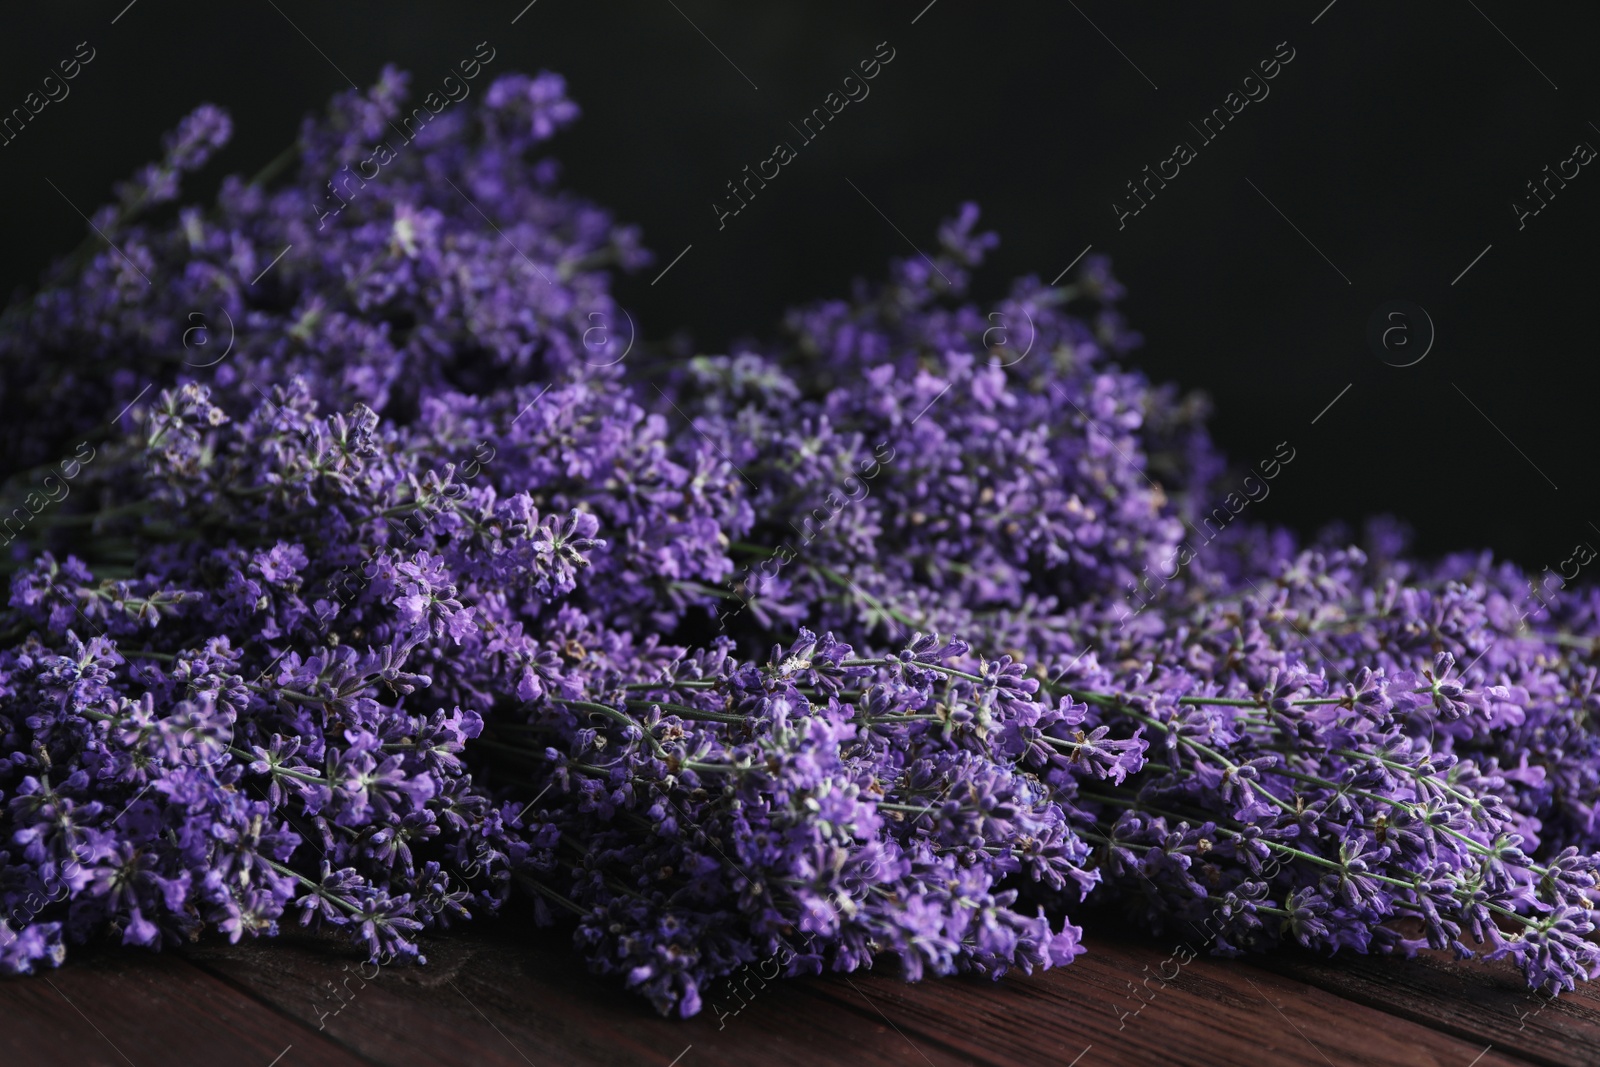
[659, 207, 1215, 640]
[0, 64, 1596, 1018]
[0, 598, 495, 974]
[0, 69, 693, 976]
[1049, 642, 1600, 994]
[485, 629, 1126, 1015]
[638, 213, 1600, 996]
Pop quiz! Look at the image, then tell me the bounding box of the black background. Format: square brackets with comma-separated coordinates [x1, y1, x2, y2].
[1, 2, 1595, 570]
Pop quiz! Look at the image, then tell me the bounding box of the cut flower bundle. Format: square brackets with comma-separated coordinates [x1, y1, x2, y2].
[0, 69, 1597, 1017]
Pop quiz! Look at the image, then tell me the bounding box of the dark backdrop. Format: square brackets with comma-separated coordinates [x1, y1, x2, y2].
[2, 1, 1595, 569]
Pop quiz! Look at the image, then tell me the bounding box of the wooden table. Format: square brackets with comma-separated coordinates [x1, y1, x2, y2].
[5, 913, 1597, 1066]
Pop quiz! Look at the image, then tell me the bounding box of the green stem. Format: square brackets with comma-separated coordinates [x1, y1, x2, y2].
[1080, 789, 1544, 929]
[556, 700, 669, 759]
[623, 699, 746, 725]
[812, 564, 928, 632]
[233, 746, 326, 783]
[250, 141, 301, 188]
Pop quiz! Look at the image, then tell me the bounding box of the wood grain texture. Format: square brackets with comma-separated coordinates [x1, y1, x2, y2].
[0, 947, 365, 1067]
[807, 934, 1528, 1067]
[3, 920, 1592, 1066]
[182, 920, 978, 1067]
[1259, 945, 1600, 1067]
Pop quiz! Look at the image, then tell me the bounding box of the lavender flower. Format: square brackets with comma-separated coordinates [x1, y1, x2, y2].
[0, 65, 1596, 1018]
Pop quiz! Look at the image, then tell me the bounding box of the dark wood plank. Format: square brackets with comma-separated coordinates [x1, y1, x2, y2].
[452, 928, 980, 1067]
[182, 921, 977, 1067]
[1259, 945, 1600, 1067]
[805, 933, 1531, 1067]
[186, 929, 534, 1067]
[8, 917, 1583, 1066]
[0, 947, 368, 1067]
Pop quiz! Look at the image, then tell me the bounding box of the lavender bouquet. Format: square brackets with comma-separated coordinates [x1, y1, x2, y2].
[0, 69, 1596, 1018]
